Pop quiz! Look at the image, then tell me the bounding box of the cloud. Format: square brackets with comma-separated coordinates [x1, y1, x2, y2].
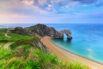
[73, 0, 97, 4]
[0, 13, 29, 19]
[20, 0, 99, 14]
[0, 0, 100, 15]
[0, 0, 103, 24]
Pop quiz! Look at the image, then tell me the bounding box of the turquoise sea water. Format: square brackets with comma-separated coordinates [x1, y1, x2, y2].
[1, 23, 103, 63]
[47, 24, 103, 63]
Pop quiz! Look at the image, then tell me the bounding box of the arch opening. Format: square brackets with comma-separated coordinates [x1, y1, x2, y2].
[63, 33, 68, 42]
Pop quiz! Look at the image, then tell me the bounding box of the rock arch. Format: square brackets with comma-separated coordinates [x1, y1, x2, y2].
[60, 30, 72, 40]
[9, 24, 72, 40]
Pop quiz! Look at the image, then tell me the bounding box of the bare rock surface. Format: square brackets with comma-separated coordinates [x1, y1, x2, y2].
[10, 24, 72, 40]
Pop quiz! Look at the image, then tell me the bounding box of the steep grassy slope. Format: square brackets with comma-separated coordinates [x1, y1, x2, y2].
[0, 28, 89, 69]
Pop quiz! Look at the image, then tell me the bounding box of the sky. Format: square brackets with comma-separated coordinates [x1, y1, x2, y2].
[0, 0, 103, 24]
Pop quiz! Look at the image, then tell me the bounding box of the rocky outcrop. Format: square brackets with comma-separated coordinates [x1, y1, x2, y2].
[10, 27, 27, 35]
[25, 24, 63, 38]
[9, 24, 72, 40]
[60, 30, 72, 39]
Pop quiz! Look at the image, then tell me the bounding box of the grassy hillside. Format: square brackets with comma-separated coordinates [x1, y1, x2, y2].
[0, 29, 89, 69]
[0, 29, 7, 40]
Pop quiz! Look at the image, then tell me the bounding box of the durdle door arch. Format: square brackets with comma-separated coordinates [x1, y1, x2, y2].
[60, 30, 72, 40]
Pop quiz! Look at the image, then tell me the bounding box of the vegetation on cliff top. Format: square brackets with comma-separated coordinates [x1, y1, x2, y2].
[0, 28, 89, 69]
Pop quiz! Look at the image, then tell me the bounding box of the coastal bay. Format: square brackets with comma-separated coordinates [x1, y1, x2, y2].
[41, 36, 103, 69]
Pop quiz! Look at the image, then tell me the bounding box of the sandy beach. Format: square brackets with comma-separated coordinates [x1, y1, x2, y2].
[41, 36, 103, 69]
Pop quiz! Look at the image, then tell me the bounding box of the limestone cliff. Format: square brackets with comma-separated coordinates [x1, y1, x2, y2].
[10, 24, 72, 40]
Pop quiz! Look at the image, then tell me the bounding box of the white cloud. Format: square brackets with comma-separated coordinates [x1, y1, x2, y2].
[0, 0, 102, 24]
[22, 0, 34, 6]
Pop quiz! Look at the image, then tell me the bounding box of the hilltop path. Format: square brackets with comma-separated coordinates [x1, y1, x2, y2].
[4, 30, 11, 38]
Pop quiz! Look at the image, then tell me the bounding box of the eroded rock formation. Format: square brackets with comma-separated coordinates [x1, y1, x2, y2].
[60, 30, 72, 40]
[10, 24, 72, 40]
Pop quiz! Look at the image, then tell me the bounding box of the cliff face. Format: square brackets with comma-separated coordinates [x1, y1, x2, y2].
[10, 24, 72, 40]
[25, 24, 63, 38]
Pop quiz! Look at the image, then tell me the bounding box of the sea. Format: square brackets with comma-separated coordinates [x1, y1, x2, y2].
[1, 23, 103, 63]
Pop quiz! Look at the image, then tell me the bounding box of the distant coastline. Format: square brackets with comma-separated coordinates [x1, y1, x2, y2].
[41, 36, 103, 69]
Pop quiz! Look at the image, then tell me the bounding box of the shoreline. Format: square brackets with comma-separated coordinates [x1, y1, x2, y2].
[52, 39, 103, 65]
[41, 36, 103, 69]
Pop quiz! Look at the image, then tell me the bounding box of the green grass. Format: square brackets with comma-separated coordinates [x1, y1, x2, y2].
[7, 33, 36, 41]
[0, 32, 38, 42]
[0, 28, 7, 33]
[0, 57, 40, 69]
[0, 44, 89, 69]
[0, 28, 38, 41]
[0, 43, 5, 47]
[0, 47, 58, 69]
[0, 28, 7, 40]
[34, 50, 58, 69]
[67, 62, 89, 69]
[0, 48, 12, 59]
[0, 28, 90, 69]
[0, 34, 7, 40]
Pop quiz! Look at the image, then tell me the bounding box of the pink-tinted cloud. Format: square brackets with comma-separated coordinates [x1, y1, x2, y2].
[0, 0, 103, 24]
[0, 13, 29, 18]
